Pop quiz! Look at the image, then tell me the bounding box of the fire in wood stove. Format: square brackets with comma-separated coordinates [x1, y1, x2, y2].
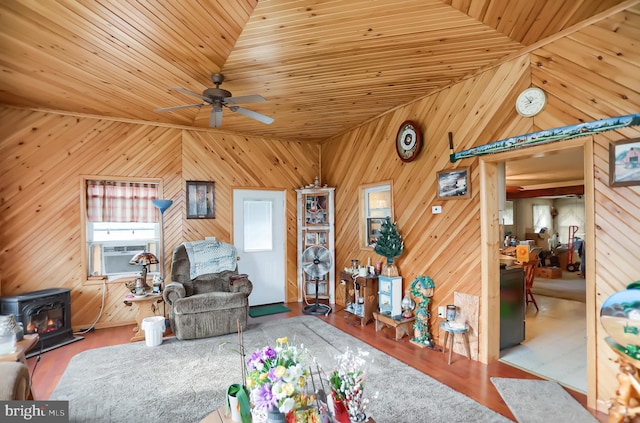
[0, 288, 83, 356]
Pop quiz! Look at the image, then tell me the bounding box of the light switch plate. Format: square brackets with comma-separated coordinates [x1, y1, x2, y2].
[432, 205, 442, 214]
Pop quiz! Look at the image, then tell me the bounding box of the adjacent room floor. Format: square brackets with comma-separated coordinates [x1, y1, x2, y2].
[499, 293, 587, 393]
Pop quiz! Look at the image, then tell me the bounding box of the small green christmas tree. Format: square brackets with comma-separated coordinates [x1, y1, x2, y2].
[374, 217, 404, 266]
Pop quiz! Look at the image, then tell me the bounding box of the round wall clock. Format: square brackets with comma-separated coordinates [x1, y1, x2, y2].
[396, 120, 422, 162]
[515, 87, 547, 117]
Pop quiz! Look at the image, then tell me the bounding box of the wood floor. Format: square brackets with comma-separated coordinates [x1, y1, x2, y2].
[26, 302, 607, 422]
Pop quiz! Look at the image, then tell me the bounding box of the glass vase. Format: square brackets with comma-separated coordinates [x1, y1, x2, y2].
[266, 408, 286, 423]
[349, 412, 367, 423]
[401, 289, 415, 318]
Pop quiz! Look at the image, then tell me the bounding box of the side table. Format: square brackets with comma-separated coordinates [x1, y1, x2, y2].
[123, 293, 163, 342]
[373, 311, 415, 340]
[340, 272, 378, 327]
[439, 321, 471, 365]
[1, 333, 39, 399]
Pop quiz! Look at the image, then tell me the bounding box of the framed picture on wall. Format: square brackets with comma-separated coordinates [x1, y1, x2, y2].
[186, 181, 215, 219]
[436, 167, 470, 199]
[609, 138, 640, 187]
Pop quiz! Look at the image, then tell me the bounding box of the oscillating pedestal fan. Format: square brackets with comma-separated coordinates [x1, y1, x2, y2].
[302, 245, 333, 315]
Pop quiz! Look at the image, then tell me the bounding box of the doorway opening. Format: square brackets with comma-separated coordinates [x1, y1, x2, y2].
[498, 146, 587, 392]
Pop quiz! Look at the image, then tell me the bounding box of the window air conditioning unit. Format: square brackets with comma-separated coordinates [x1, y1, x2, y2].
[101, 244, 146, 275]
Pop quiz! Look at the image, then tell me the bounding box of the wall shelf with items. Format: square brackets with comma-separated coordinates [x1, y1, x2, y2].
[296, 186, 335, 304]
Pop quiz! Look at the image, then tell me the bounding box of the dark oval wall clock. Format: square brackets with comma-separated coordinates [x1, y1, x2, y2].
[396, 120, 422, 162]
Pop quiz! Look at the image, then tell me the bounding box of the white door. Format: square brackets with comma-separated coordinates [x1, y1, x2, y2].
[233, 189, 286, 306]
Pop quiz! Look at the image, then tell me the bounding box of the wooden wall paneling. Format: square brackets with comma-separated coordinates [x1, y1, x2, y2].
[0, 110, 179, 328]
[528, 7, 640, 409]
[322, 57, 526, 331]
[592, 131, 640, 411]
[180, 130, 320, 303]
[322, 6, 639, 400]
[532, 11, 640, 410]
[0, 108, 318, 325]
[583, 139, 598, 410]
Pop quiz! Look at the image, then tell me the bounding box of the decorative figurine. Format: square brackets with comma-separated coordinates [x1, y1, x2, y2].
[410, 276, 435, 348]
[601, 281, 640, 422]
[401, 289, 415, 319]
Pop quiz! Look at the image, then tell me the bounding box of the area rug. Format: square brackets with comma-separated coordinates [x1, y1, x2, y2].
[248, 303, 291, 317]
[531, 272, 585, 302]
[491, 377, 597, 423]
[51, 316, 510, 423]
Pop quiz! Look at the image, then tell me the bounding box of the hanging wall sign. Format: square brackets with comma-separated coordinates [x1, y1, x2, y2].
[449, 113, 640, 163]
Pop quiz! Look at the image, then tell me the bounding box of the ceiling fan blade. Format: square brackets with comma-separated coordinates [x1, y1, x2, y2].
[169, 87, 211, 102]
[228, 106, 274, 125]
[224, 94, 266, 105]
[210, 107, 223, 127]
[154, 103, 204, 113]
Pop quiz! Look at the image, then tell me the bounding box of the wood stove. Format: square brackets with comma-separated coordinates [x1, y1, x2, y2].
[0, 288, 82, 357]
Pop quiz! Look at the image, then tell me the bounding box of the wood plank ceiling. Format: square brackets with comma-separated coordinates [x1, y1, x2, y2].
[0, 0, 626, 143]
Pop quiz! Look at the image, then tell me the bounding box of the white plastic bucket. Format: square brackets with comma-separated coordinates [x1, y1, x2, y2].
[141, 316, 165, 347]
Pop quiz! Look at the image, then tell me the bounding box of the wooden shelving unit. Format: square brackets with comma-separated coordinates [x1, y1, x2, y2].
[296, 186, 335, 304]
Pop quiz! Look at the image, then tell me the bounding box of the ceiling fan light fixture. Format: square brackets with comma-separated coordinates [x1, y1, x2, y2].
[155, 73, 274, 128]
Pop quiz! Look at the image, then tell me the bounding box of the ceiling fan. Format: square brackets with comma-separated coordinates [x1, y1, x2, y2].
[154, 73, 274, 128]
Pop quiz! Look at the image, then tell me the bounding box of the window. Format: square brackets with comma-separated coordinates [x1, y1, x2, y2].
[502, 200, 514, 225]
[532, 204, 551, 233]
[82, 177, 161, 279]
[359, 182, 393, 248]
[243, 200, 273, 252]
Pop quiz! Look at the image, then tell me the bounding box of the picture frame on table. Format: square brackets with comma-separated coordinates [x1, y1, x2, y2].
[186, 181, 215, 219]
[609, 138, 640, 187]
[436, 167, 470, 199]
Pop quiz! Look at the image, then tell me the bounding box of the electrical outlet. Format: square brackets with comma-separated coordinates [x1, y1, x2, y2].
[438, 306, 445, 318]
[432, 205, 442, 214]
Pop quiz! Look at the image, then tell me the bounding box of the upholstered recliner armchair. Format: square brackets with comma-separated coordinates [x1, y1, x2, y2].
[163, 241, 252, 340]
[0, 362, 30, 400]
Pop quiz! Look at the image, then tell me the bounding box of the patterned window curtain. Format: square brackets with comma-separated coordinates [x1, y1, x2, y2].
[86, 181, 158, 223]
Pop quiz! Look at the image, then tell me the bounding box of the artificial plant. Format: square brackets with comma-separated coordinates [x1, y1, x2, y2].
[373, 217, 404, 268]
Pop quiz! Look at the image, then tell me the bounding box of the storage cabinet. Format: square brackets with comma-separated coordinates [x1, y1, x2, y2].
[378, 276, 402, 318]
[340, 271, 378, 326]
[500, 267, 525, 350]
[296, 187, 335, 304]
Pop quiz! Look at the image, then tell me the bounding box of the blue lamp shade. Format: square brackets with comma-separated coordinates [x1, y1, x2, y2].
[152, 199, 173, 213]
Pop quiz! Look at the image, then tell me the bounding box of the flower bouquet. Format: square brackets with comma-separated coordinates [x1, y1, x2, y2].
[328, 348, 377, 423]
[246, 337, 322, 422]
